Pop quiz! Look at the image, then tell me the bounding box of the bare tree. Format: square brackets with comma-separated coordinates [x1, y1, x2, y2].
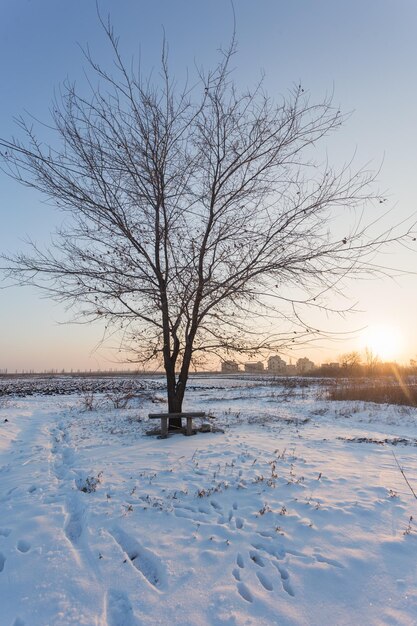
[0, 24, 412, 426]
[340, 351, 362, 374]
[364, 347, 380, 377]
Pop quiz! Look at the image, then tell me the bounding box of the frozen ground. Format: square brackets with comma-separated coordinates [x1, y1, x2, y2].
[1, 376, 417, 626]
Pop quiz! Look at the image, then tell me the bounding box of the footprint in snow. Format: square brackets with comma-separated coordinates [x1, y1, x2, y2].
[282, 578, 295, 596]
[17, 539, 31, 553]
[272, 561, 295, 597]
[61, 446, 74, 465]
[256, 571, 273, 591]
[257, 530, 275, 539]
[0, 528, 11, 537]
[237, 582, 253, 603]
[232, 567, 241, 581]
[110, 527, 167, 590]
[251, 539, 285, 560]
[249, 542, 295, 596]
[236, 553, 244, 568]
[275, 562, 289, 580]
[27, 485, 37, 494]
[0, 552, 5, 572]
[106, 589, 137, 626]
[64, 496, 86, 544]
[249, 550, 265, 567]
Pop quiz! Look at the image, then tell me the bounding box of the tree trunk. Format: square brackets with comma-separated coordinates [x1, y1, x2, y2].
[165, 367, 184, 430]
[167, 395, 183, 430]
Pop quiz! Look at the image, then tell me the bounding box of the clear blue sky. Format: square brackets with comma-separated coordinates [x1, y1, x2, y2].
[1, 0, 417, 371]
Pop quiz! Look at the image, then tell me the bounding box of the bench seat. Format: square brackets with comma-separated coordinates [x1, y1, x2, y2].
[148, 412, 206, 438]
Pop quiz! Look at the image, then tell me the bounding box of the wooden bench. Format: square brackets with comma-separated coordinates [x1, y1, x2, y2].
[148, 412, 206, 438]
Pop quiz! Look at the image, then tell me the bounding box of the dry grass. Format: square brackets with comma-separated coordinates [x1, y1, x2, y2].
[326, 378, 417, 407]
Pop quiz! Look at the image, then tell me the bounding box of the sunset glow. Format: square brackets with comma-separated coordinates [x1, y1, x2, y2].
[361, 324, 404, 362]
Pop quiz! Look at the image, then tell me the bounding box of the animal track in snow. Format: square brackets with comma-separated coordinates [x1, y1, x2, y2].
[258, 530, 276, 538]
[256, 571, 273, 591]
[275, 563, 289, 580]
[248, 541, 296, 596]
[281, 577, 295, 596]
[272, 561, 295, 596]
[282, 578, 295, 596]
[237, 582, 253, 603]
[232, 567, 241, 581]
[0, 552, 5, 572]
[0, 528, 11, 537]
[249, 550, 265, 567]
[248, 540, 340, 598]
[235, 517, 244, 529]
[110, 527, 167, 590]
[105, 589, 136, 626]
[236, 553, 244, 568]
[173, 504, 213, 525]
[17, 539, 31, 553]
[251, 540, 286, 560]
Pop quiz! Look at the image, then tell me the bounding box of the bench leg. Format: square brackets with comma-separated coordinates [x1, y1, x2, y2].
[186, 416, 193, 436]
[160, 416, 168, 438]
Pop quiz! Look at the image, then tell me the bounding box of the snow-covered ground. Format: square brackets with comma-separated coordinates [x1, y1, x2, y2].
[1, 376, 417, 626]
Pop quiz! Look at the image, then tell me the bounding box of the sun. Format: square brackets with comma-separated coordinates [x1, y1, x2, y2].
[362, 324, 404, 362]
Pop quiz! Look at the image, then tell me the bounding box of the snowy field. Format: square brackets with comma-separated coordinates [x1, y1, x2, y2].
[1, 375, 417, 626]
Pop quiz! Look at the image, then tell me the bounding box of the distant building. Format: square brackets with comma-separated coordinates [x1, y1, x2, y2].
[296, 357, 315, 373]
[244, 361, 264, 373]
[221, 360, 240, 373]
[268, 355, 287, 374]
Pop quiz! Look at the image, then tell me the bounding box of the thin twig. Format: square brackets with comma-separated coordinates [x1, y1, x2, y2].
[392, 450, 417, 500]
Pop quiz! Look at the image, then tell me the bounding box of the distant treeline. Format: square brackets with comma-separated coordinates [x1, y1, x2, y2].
[310, 362, 416, 379]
